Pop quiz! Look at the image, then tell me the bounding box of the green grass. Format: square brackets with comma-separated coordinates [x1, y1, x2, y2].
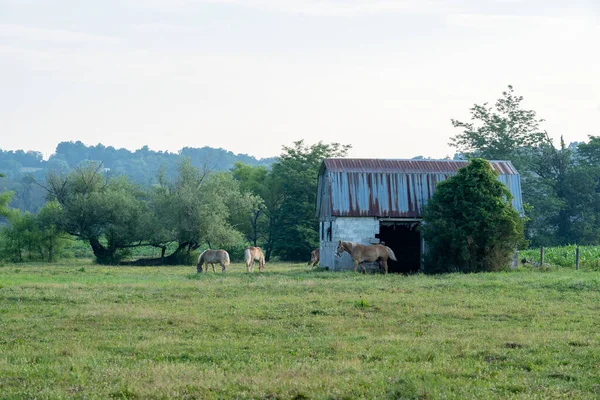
[1, 262, 600, 399]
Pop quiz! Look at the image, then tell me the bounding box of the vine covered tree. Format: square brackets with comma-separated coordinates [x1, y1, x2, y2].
[422, 158, 524, 273]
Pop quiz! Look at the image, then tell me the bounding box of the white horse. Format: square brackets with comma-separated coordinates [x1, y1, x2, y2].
[244, 246, 265, 272]
[197, 249, 230, 273]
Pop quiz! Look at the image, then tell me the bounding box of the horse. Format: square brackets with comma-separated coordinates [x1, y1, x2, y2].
[308, 248, 320, 267]
[244, 246, 265, 272]
[197, 249, 230, 273]
[335, 240, 397, 274]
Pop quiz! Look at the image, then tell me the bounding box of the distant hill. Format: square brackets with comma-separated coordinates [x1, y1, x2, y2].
[0, 141, 277, 213]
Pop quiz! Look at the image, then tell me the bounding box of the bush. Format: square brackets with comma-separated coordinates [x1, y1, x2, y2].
[422, 158, 524, 273]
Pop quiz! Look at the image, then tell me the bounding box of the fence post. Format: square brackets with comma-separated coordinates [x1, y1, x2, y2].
[540, 247, 544, 267]
[576, 246, 580, 270]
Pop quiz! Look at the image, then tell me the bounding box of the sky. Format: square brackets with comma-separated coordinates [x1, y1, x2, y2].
[1, 0, 599, 160]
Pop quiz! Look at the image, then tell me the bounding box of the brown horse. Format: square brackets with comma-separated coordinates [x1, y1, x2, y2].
[308, 248, 320, 267]
[335, 241, 397, 274]
[244, 246, 265, 272]
[197, 249, 230, 273]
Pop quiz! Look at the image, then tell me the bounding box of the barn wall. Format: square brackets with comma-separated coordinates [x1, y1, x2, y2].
[320, 217, 380, 271]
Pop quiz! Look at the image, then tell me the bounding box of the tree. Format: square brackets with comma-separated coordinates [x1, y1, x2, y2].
[35, 201, 70, 262]
[43, 162, 149, 264]
[231, 163, 269, 248]
[422, 159, 524, 273]
[145, 160, 246, 264]
[448, 86, 600, 247]
[0, 188, 11, 219]
[0, 211, 38, 262]
[232, 141, 351, 261]
[271, 141, 351, 261]
[450, 85, 547, 171]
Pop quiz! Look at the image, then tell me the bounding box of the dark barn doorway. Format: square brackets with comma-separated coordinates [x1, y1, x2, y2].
[377, 221, 421, 274]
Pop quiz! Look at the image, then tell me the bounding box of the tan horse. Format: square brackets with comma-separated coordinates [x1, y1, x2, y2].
[308, 248, 320, 267]
[335, 241, 397, 274]
[197, 249, 230, 273]
[244, 246, 265, 272]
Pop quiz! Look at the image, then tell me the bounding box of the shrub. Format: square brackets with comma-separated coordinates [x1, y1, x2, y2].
[422, 158, 524, 273]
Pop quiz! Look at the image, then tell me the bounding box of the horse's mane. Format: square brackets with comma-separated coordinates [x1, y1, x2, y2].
[345, 241, 358, 250]
[198, 249, 209, 260]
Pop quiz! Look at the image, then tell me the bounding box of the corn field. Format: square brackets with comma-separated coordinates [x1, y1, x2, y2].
[519, 245, 600, 270]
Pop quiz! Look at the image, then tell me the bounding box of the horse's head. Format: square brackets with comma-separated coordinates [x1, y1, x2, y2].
[335, 241, 345, 258]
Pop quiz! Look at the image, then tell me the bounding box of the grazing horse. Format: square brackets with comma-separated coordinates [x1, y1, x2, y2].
[335, 241, 397, 274]
[244, 246, 265, 272]
[197, 249, 230, 273]
[308, 248, 320, 267]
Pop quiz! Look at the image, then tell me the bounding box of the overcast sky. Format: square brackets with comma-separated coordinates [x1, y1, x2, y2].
[1, 0, 598, 160]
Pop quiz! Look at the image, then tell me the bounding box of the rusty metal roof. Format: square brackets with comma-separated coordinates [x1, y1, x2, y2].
[317, 158, 523, 219]
[321, 158, 519, 175]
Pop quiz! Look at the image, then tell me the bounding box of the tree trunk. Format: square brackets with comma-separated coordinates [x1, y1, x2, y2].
[121, 242, 191, 266]
[48, 239, 53, 263]
[89, 238, 117, 264]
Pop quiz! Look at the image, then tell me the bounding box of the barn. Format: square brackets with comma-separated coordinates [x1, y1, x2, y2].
[316, 158, 524, 273]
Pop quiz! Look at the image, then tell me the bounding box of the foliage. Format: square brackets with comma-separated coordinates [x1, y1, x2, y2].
[1, 263, 600, 398]
[232, 140, 351, 261]
[0, 200, 70, 263]
[44, 162, 150, 264]
[0, 211, 38, 262]
[450, 85, 547, 170]
[0, 189, 12, 219]
[423, 158, 524, 273]
[450, 86, 600, 248]
[231, 163, 269, 247]
[145, 160, 248, 264]
[270, 141, 350, 261]
[519, 245, 600, 270]
[32, 201, 70, 262]
[0, 142, 276, 214]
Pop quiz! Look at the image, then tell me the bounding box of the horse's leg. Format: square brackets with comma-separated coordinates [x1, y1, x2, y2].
[246, 261, 250, 273]
[382, 260, 388, 274]
[211, 263, 216, 273]
[221, 261, 226, 273]
[360, 262, 367, 274]
[353, 259, 360, 272]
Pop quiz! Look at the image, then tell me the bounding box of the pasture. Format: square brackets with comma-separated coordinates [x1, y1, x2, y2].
[1, 262, 599, 399]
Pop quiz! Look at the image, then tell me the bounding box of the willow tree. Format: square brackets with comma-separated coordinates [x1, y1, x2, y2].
[146, 160, 251, 264]
[44, 162, 149, 264]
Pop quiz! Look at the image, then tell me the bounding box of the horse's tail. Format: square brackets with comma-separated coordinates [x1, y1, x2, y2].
[386, 246, 397, 261]
[223, 251, 231, 267]
[197, 250, 207, 266]
[243, 248, 251, 266]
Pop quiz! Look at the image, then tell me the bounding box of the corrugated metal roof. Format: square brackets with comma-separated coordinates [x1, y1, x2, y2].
[317, 158, 523, 219]
[322, 158, 519, 175]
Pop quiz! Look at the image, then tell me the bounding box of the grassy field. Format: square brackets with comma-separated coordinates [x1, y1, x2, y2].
[1, 262, 599, 399]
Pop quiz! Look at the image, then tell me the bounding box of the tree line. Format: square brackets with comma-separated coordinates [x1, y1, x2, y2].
[0, 143, 276, 214]
[0, 141, 348, 264]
